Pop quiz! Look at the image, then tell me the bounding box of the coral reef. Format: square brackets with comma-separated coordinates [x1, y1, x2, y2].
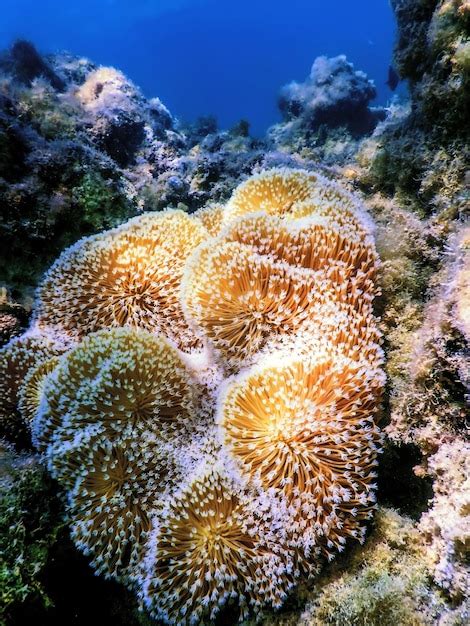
[2, 169, 384, 623]
[0, 6, 469, 621]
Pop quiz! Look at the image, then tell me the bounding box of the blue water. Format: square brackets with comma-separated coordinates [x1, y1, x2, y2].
[1, 0, 397, 136]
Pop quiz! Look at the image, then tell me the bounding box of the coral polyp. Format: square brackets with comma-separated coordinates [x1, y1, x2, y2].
[8, 168, 384, 623]
[69, 436, 177, 579]
[223, 168, 318, 223]
[33, 327, 197, 456]
[221, 213, 378, 291]
[17, 356, 60, 424]
[0, 333, 66, 441]
[219, 353, 383, 556]
[193, 203, 225, 236]
[183, 171, 381, 369]
[220, 355, 382, 496]
[35, 210, 207, 350]
[183, 240, 320, 367]
[143, 467, 294, 624]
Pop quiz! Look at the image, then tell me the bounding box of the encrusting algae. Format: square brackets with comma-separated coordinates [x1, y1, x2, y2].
[0, 169, 384, 624]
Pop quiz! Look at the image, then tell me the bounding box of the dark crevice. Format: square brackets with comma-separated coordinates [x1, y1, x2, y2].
[7, 529, 147, 626]
[378, 441, 433, 519]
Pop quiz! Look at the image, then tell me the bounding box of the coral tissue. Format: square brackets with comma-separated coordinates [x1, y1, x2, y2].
[0, 168, 384, 624]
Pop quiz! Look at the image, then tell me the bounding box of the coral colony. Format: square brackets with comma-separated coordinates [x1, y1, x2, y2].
[0, 168, 384, 623]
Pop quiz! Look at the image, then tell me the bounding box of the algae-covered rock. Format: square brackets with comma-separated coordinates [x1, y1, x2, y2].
[278, 55, 380, 135]
[268, 55, 385, 165]
[382, 223, 470, 601]
[358, 0, 470, 218]
[0, 443, 156, 626]
[0, 445, 62, 625]
[256, 508, 468, 626]
[0, 41, 186, 298]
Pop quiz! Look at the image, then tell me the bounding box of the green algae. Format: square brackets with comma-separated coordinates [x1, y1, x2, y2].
[0, 454, 63, 626]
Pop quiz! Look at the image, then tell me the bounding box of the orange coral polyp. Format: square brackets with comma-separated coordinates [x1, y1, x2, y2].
[144, 469, 293, 623]
[69, 436, 175, 579]
[193, 203, 225, 236]
[224, 168, 319, 224]
[33, 327, 197, 455]
[183, 241, 327, 366]
[35, 210, 207, 350]
[0, 333, 66, 437]
[219, 356, 382, 508]
[17, 356, 60, 424]
[220, 213, 378, 290]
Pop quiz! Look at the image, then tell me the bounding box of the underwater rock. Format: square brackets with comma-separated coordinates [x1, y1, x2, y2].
[268, 55, 386, 163]
[419, 441, 469, 598]
[184, 115, 219, 147]
[381, 221, 470, 600]
[0, 44, 188, 296]
[75, 67, 148, 167]
[279, 55, 380, 134]
[359, 0, 470, 217]
[0, 40, 65, 92]
[392, 0, 470, 134]
[0, 288, 29, 346]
